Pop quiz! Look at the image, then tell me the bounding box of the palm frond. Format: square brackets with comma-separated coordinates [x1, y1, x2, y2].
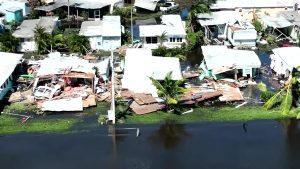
[263, 89, 285, 109]
[280, 88, 293, 115]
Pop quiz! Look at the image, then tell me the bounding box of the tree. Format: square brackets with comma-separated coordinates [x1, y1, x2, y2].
[188, 3, 210, 32]
[27, 10, 39, 19]
[0, 31, 20, 52]
[158, 31, 168, 47]
[149, 71, 188, 110]
[65, 31, 90, 54]
[34, 26, 51, 54]
[174, 0, 216, 10]
[262, 67, 300, 115]
[28, 0, 42, 9]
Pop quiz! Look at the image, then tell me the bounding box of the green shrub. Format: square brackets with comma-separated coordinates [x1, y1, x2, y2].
[253, 20, 263, 33]
[266, 35, 276, 44]
[3, 103, 38, 114]
[260, 90, 276, 102]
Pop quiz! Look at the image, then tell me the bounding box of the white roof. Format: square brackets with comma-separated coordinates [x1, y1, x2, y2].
[0, 52, 22, 87]
[260, 15, 293, 28]
[79, 16, 121, 37]
[202, 45, 261, 71]
[139, 15, 186, 37]
[37, 53, 95, 77]
[95, 57, 110, 75]
[211, 0, 294, 10]
[122, 48, 182, 96]
[134, 0, 158, 11]
[272, 47, 300, 69]
[197, 11, 242, 26]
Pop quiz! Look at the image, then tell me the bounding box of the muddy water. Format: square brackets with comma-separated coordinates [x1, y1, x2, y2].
[1, 120, 300, 169]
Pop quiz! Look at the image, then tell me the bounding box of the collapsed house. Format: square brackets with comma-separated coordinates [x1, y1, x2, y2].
[197, 11, 257, 47]
[201, 45, 261, 80]
[270, 47, 300, 78]
[259, 15, 294, 41]
[121, 48, 182, 114]
[197, 11, 242, 40]
[25, 52, 110, 111]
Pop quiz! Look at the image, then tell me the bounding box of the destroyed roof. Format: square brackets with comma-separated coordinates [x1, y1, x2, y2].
[259, 15, 293, 28]
[211, 0, 294, 10]
[202, 45, 261, 71]
[197, 11, 242, 26]
[139, 15, 186, 37]
[35, 0, 119, 11]
[272, 47, 300, 69]
[0, 52, 23, 87]
[13, 17, 59, 38]
[79, 16, 121, 37]
[37, 52, 96, 77]
[122, 48, 182, 97]
[134, 0, 158, 11]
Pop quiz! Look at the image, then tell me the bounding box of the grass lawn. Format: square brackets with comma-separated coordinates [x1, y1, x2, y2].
[124, 106, 297, 124]
[0, 115, 78, 135]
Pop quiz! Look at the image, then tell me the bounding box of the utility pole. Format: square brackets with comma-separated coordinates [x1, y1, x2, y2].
[110, 50, 115, 124]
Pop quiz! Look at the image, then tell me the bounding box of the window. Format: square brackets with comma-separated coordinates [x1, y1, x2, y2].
[170, 37, 176, 42]
[176, 38, 182, 42]
[97, 42, 101, 45]
[146, 37, 158, 44]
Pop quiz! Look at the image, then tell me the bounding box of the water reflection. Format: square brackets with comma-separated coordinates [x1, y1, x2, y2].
[150, 119, 189, 149]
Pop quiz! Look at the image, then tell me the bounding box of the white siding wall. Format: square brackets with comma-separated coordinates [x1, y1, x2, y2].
[89, 36, 121, 50]
[18, 40, 36, 52]
[228, 29, 257, 47]
[141, 35, 186, 49]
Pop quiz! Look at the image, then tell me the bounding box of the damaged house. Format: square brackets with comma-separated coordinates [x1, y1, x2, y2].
[201, 45, 261, 80]
[31, 52, 110, 111]
[121, 48, 182, 114]
[270, 47, 300, 78]
[0, 52, 23, 101]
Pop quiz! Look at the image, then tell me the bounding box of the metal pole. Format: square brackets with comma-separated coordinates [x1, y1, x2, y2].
[131, 6, 133, 46]
[110, 50, 115, 124]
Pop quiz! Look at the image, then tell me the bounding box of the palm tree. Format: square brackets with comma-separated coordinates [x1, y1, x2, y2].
[65, 31, 90, 54]
[0, 31, 20, 52]
[262, 67, 300, 115]
[34, 26, 51, 54]
[149, 71, 188, 110]
[158, 31, 168, 47]
[188, 3, 210, 32]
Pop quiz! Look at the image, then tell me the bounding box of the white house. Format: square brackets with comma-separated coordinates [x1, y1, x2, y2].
[79, 16, 121, 51]
[12, 17, 59, 52]
[201, 45, 261, 78]
[122, 48, 182, 97]
[139, 15, 186, 49]
[0, 0, 31, 17]
[227, 20, 257, 47]
[0, 52, 23, 100]
[270, 47, 300, 77]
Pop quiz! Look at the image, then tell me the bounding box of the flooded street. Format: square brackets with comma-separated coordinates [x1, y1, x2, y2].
[1, 120, 300, 169]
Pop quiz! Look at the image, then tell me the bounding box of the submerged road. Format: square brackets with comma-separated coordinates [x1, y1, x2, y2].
[1, 120, 300, 169]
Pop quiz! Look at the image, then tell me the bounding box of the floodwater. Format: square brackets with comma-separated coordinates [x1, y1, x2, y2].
[1, 120, 300, 169]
